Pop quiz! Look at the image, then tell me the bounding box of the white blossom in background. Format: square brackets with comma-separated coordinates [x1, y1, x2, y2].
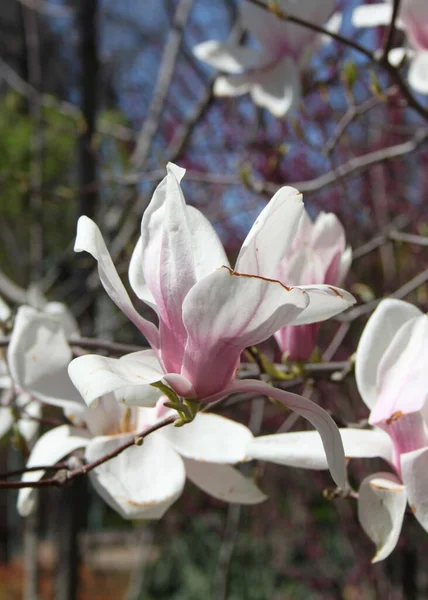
[69, 162, 356, 489]
[245, 299, 428, 562]
[18, 397, 266, 519]
[353, 0, 428, 94]
[274, 209, 352, 361]
[193, 0, 337, 117]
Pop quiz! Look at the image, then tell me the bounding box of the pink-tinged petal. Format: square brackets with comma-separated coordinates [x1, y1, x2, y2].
[369, 313, 428, 425]
[193, 40, 263, 73]
[43, 302, 79, 338]
[235, 186, 304, 278]
[17, 425, 90, 517]
[186, 206, 230, 278]
[312, 212, 346, 257]
[141, 164, 196, 373]
[247, 428, 393, 471]
[274, 323, 319, 362]
[355, 299, 422, 410]
[352, 4, 393, 28]
[74, 216, 159, 349]
[182, 267, 308, 397]
[183, 458, 267, 504]
[408, 52, 428, 94]
[85, 433, 185, 520]
[401, 447, 428, 532]
[289, 285, 356, 326]
[358, 472, 407, 563]
[203, 379, 346, 488]
[128, 237, 158, 313]
[161, 413, 253, 463]
[241, 0, 335, 57]
[214, 75, 251, 97]
[0, 407, 13, 440]
[250, 57, 301, 118]
[7, 306, 84, 411]
[278, 247, 325, 286]
[68, 350, 164, 407]
[162, 373, 196, 399]
[401, 1, 428, 50]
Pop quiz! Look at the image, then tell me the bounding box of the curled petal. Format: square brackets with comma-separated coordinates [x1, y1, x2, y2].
[250, 57, 301, 118]
[128, 237, 158, 312]
[74, 216, 159, 349]
[214, 74, 250, 97]
[203, 379, 346, 489]
[17, 425, 90, 517]
[161, 413, 253, 464]
[355, 299, 422, 410]
[358, 472, 407, 563]
[7, 306, 84, 411]
[289, 284, 356, 325]
[183, 458, 267, 504]
[85, 434, 185, 520]
[68, 350, 164, 407]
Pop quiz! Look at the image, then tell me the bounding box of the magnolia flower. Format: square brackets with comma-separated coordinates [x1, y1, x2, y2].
[68, 163, 356, 488]
[193, 0, 336, 117]
[274, 209, 352, 361]
[18, 397, 266, 519]
[245, 299, 428, 562]
[353, 0, 428, 94]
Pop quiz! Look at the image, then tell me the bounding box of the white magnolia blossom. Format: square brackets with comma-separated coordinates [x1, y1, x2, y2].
[18, 397, 266, 519]
[274, 209, 352, 360]
[245, 299, 428, 562]
[193, 0, 336, 117]
[353, 0, 428, 94]
[68, 162, 356, 489]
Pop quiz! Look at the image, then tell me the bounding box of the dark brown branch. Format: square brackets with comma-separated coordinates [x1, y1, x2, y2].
[383, 0, 402, 58]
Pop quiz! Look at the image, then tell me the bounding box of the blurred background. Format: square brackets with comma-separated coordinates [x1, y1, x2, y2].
[0, 0, 428, 598]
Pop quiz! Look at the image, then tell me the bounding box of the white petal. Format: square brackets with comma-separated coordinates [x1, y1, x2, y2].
[214, 75, 251, 97]
[113, 384, 162, 408]
[0, 296, 11, 322]
[183, 458, 267, 504]
[186, 205, 230, 278]
[246, 428, 394, 469]
[0, 407, 13, 440]
[85, 433, 185, 519]
[352, 4, 393, 28]
[7, 306, 84, 411]
[128, 237, 158, 312]
[43, 302, 79, 338]
[338, 246, 352, 284]
[235, 186, 304, 278]
[161, 413, 253, 464]
[387, 47, 407, 66]
[358, 472, 407, 563]
[18, 425, 90, 516]
[74, 216, 159, 349]
[355, 299, 422, 410]
[401, 447, 428, 532]
[68, 350, 164, 407]
[18, 400, 41, 444]
[250, 57, 301, 118]
[289, 284, 356, 325]
[408, 51, 428, 94]
[203, 380, 346, 489]
[193, 40, 262, 73]
[369, 313, 428, 425]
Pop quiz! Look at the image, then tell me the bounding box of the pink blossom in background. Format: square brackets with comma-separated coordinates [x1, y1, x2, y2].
[193, 0, 337, 117]
[274, 209, 352, 361]
[353, 0, 428, 94]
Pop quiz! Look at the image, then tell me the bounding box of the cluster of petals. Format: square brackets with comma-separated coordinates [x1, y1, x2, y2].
[193, 0, 336, 117]
[243, 298, 428, 562]
[273, 209, 352, 361]
[353, 0, 428, 94]
[18, 396, 269, 519]
[68, 162, 356, 489]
